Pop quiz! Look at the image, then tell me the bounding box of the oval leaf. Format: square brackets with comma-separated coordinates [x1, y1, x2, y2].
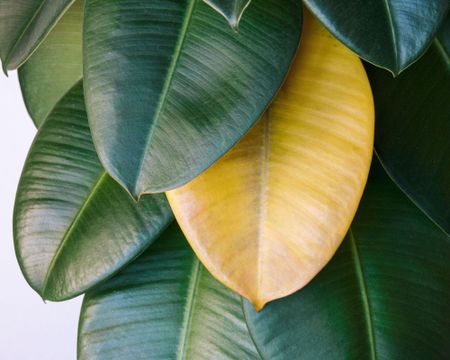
[304, 0, 449, 74]
[78, 223, 260, 360]
[366, 16, 450, 236]
[0, 0, 74, 71]
[243, 157, 450, 358]
[19, 0, 83, 127]
[167, 13, 374, 310]
[14, 81, 173, 301]
[83, 0, 302, 197]
[203, 0, 251, 29]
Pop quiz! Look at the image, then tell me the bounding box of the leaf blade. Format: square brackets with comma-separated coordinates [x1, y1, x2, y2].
[14, 82, 173, 301]
[83, 0, 302, 197]
[366, 15, 450, 235]
[243, 158, 450, 358]
[18, 0, 83, 127]
[0, 0, 74, 71]
[167, 12, 374, 310]
[304, 0, 449, 74]
[78, 223, 260, 360]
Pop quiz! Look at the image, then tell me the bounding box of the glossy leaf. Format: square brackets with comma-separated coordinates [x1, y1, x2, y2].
[244, 157, 450, 358]
[78, 223, 260, 360]
[203, 0, 251, 29]
[366, 16, 450, 236]
[0, 0, 74, 71]
[304, 0, 449, 74]
[14, 82, 173, 301]
[167, 13, 374, 310]
[83, 0, 302, 197]
[19, 0, 83, 127]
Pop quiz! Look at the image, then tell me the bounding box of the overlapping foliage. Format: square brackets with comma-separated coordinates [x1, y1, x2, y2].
[1, 0, 449, 358]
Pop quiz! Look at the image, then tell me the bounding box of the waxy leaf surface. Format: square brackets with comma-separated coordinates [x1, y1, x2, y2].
[244, 158, 450, 359]
[19, 0, 83, 127]
[0, 0, 74, 71]
[304, 0, 449, 74]
[14, 82, 173, 301]
[84, 0, 302, 197]
[168, 13, 374, 310]
[203, 0, 251, 29]
[367, 16, 450, 235]
[78, 223, 260, 360]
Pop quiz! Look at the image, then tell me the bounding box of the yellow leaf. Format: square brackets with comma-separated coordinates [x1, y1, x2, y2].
[167, 11, 374, 311]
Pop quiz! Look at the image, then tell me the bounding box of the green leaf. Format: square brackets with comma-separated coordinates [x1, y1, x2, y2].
[14, 81, 173, 301]
[83, 0, 302, 197]
[19, 0, 83, 127]
[78, 222, 261, 360]
[366, 16, 450, 236]
[203, 0, 251, 30]
[304, 0, 449, 75]
[244, 157, 450, 358]
[0, 0, 74, 71]
[440, 13, 450, 49]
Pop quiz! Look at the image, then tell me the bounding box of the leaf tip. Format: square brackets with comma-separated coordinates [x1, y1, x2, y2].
[250, 297, 267, 312]
[226, 13, 243, 32]
[1, 62, 9, 77]
[136, 192, 145, 203]
[203, 0, 251, 31]
[39, 292, 47, 304]
[229, 17, 240, 32]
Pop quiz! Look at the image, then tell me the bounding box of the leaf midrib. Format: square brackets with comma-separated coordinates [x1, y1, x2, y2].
[33, 74, 83, 127]
[3, 0, 46, 68]
[434, 37, 450, 69]
[4, 0, 75, 69]
[240, 297, 265, 360]
[41, 171, 108, 297]
[234, 0, 251, 29]
[381, 0, 399, 70]
[374, 150, 450, 238]
[134, 0, 197, 195]
[256, 111, 271, 302]
[177, 258, 201, 359]
[372, 34, 450, 238]
[349, 229, 377, 360]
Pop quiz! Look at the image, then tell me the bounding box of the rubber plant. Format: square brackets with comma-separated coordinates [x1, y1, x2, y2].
[1, 0, 449, 358]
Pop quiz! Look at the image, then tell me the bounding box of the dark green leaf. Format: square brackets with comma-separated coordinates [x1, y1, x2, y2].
[19, 0, 83, 127]
[367, 16, 450, 236]
[84, 0, 302, 197]
[304, 0, 449, 74]
[244, 157, 450, 358]
[0, 0, 74, 71]
[203, 0, 251, 29]
[14, 81, 173, 301]
[440, 13, 450, 49]
[78, 222, 260, 360]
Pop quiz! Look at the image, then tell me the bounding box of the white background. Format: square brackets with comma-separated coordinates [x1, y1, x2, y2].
[0, 72, 81, 360]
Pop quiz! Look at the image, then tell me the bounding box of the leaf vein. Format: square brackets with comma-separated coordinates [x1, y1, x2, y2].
[177, 259, 201, 359]
[349, 229, 377, 360]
